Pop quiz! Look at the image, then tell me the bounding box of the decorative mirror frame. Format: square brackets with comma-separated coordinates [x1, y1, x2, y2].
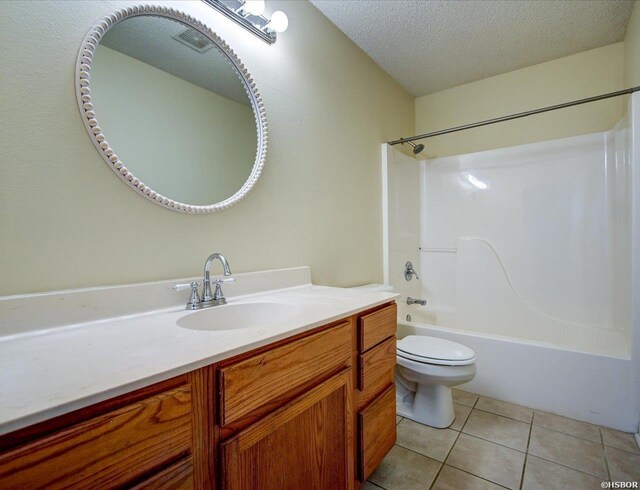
[75, 5, 268, 213]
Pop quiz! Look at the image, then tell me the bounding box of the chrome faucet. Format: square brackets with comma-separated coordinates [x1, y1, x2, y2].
[407, 297, 427, 306]
[202, 253, 234, 307]
[404, 261, 420, 281]
[174, 253, 235, 310]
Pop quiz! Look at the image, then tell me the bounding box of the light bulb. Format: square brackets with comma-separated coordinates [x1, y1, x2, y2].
[268, 11, 289, 33]
[243, 0, 265, 16]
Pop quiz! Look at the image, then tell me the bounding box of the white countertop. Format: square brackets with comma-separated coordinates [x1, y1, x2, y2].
[0, 269, 398, 436]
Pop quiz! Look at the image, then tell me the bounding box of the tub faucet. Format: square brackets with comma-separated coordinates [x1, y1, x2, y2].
[407, 297, 427, 306]
[404, 261, 419, 281]
[173, 252, 234, 310]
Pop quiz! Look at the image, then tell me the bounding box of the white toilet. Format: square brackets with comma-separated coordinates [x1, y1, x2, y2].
[396, 335, 476, 428]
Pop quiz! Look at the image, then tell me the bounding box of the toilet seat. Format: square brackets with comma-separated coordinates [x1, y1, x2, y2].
[397, 335, 476, 366]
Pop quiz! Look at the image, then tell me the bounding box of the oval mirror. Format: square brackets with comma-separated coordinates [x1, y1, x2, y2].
[76, 6, 267, 213]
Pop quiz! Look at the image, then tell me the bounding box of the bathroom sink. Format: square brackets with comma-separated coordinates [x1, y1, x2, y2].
[176, 302, 304, 331]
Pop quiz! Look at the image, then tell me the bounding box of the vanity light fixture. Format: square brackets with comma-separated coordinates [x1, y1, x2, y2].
[202, 0, 289, 44]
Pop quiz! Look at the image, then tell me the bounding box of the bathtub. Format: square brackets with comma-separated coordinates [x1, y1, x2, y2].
[396, 303, 636, 432]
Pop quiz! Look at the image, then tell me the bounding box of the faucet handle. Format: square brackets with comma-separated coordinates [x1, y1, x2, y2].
[173, 281, 201, 310]
[210, 276, 234, 302]
[213, 277, 235, 285]
[404, 261, 420, 281]
[173, 281, 198, 291]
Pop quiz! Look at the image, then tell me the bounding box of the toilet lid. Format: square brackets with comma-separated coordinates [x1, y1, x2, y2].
[397, 335, 476, 366]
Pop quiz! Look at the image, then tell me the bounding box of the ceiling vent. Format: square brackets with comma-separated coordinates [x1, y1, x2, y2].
[172, 27, 214, 53]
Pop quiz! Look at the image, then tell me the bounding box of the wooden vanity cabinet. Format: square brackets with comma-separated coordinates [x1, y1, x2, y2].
[0, 302, 397, 490]
[356, 303, 398, 482]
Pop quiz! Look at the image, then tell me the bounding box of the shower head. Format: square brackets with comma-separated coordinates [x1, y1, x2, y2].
[409, 142, 425, 155]
[401, 139, 425, 155]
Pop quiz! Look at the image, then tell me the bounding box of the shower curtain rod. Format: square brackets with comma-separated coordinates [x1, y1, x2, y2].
[388, 86, 640, 146]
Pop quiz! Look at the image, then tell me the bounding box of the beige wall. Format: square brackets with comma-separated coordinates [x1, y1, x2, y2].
[415, 43, 625, 158]
[625, 0, 640, 87]
[0, 0, 414, 295]
[92, 45, 256, 206]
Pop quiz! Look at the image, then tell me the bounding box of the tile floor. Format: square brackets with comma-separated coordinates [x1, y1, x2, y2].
[366, 389, 640, 490]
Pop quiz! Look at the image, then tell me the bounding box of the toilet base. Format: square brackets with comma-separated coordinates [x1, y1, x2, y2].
[396, 383, 455, 428]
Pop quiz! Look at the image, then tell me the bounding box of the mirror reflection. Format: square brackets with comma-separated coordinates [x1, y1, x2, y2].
[90, 15, 258, 206]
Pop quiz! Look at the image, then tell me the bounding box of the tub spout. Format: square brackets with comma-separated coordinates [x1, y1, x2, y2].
[407, 297, 427, 306]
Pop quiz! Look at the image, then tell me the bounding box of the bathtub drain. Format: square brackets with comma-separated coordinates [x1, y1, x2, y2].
[406, 314, 412, 322]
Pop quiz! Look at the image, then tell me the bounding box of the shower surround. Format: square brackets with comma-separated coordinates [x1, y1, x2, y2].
[382, 95, 639, 431]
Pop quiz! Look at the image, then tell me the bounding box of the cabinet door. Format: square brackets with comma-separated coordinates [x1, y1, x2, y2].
[220, 370, 353, 490]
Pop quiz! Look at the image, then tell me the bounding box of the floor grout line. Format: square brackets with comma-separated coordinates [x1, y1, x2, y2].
[456, 429, 528, 454]
[598, 427, 605, 447]
[427, 461, 445, 490]
[533, 410, 611, 439]
[441, 428, 461, 465]
[364, 481, 385, 490]
[599, 428, 640, 455]
[392, 442, 444, 463]
[440, 464, 512, 489]
[469, 407, 532, 427]
[458, 408, 473, 433]
[473, 406, 534, 424]
[601, 428, 612, 482]
[529, 421, 604, 444]
[602, 444, 640, 455]
[366, 481, 386, 489]
[518, 421, 534, 490]
[519, 453, 529, 490]
[453, 389, 480, 410]
[525, 452, 609, 480]
[470, 393, 479, 408]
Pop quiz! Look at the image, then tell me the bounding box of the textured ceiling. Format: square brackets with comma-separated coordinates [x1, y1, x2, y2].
[310, 0, 634, 97]
[101, 15, 250, 106]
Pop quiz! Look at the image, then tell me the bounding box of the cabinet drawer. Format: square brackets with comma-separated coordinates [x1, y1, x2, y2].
[358, 303, 397, 352]
[0, 386, 192, 489]
[131, 458, 194, 490]
[358, 336, 396, 409]
[358, 385, 396, 482]
[219, 321, 352, 427]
